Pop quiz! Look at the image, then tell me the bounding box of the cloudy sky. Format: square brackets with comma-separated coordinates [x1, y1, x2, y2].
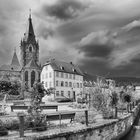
[0, 0, 140, 77]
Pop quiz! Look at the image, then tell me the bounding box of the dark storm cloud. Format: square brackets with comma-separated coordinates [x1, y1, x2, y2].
[42, 0, 87, 20]
[79, 44, 113, 58]
[78, 30, 116, 59]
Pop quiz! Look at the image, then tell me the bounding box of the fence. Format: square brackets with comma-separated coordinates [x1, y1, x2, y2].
[0, 101, 138, 138]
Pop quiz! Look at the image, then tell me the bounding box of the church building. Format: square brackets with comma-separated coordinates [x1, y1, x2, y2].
[0, 13, 41, 90]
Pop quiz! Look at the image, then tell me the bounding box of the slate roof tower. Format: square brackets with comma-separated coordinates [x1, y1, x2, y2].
[20, 11, 41, 89]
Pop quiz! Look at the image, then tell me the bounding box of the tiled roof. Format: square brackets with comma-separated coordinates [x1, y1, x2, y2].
[83, 73, 97, 82]
[44, 59, 84, 76]
[0, 64, 21, 71]
[25, 59, 40, 69]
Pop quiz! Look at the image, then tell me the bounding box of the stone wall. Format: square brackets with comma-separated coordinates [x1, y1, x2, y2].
[2, 104, 140, 140]
[31, 104, 140, 140]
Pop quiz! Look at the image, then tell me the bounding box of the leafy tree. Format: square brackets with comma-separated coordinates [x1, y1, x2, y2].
[0, 80, 21, 95]
[109, 91, 119, 108]
[28, 81, 47, 131]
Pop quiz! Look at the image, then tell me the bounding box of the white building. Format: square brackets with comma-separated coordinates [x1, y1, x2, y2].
[41, 59, 84, 101]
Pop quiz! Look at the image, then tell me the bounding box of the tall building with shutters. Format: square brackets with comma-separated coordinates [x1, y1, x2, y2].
[0, 12, 41, 90]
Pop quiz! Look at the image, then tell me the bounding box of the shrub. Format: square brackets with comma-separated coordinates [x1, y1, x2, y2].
[102, 108, 113, 119]
[0, 120, 8, 136]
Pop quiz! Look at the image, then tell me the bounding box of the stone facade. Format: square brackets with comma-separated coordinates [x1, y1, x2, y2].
[0, 13, 41, 91]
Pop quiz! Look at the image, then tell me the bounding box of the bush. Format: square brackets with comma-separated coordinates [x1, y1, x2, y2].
[102, 108, 113, 119]
[0, 121, 8, 136]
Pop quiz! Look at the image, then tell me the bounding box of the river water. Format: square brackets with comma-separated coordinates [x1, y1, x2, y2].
[121, 113, 140, 140]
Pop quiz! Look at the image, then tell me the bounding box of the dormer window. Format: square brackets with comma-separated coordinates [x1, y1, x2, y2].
[60, 66, 64, 70]
[72, 68, 76, 72]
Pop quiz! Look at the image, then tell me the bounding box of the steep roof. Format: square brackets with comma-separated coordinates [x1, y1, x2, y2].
[83, 73, 97, 82]
[44, 59, 84, 76]
[25, 59, 40, 69]
[11, 51, 20, 66]
[23, 13, 35, 42]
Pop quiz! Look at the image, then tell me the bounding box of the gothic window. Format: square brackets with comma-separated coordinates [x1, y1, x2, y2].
[25, 71, 28, 82]
[31, 70, 36, 87]
[29, 46, 32, 52]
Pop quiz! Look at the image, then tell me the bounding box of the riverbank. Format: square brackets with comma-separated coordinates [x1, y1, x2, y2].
[1, 103, 140, 140]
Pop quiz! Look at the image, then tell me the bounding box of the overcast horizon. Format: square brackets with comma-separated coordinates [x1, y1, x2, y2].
[1, 0, 140, 77]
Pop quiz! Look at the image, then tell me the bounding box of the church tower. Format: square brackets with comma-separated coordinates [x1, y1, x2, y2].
[20, 11, 40, 90]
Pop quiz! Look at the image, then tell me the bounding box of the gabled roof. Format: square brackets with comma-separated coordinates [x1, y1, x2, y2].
[44, 59, 84, 76]
[25, 59, 40, 69]
[11, 51, 20, 66]
[83, 72, 97, 82]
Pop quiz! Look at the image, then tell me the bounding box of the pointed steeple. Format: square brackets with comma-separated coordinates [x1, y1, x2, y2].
[11, 49, 20, 66]
[24, 9, 35, 42]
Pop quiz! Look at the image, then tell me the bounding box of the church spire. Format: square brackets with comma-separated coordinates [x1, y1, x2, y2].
[11, 49, 20, 66]
[23, 9, 35, 42]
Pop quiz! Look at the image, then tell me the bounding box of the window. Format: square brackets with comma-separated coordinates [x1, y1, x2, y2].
[69, 74, 72, 79]
[56, 71, 59, 77]
[56, 81, 59, 86]
[72, 68, 76, 72]
[29, 46, 32, 52]
[61, 81, 64, 87]
[45, 66, 48, 70]
[56, 91, 59, 96]
[61, 72, 64, 78]
[65, 82, 68, 87]
[49, 82, 52, 87]
[68, 91, 70, 97]
[61, 91, 64, 96]
[49, 72, 52, 78]
[25, 71, 28, 82]
[45, 82, 47, 87]
[80, 83, 82, 88]
[77, 83, 79, 88]
[65, 73, 68, 78]
[73, 74, 75, 79]
[31, 71, 35, 87]
[69, 82, 72, 87]
[46, 73, 48, 79]
[60, 66, 64, 70]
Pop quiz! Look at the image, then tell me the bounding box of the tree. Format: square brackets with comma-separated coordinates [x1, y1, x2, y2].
[0, 80, 21, 95]
[109, 91, 119, 108]
[28, 81, 47, 131]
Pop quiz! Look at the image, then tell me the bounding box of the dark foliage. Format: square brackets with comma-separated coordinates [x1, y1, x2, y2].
[0, 121, 8, 136]
[123, 94, 131, 103]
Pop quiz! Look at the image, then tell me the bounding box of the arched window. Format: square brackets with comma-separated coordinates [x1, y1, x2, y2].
[31, 70, 36, 87]
[25, 71, 28, 82]
[29, 46, 32, 52]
